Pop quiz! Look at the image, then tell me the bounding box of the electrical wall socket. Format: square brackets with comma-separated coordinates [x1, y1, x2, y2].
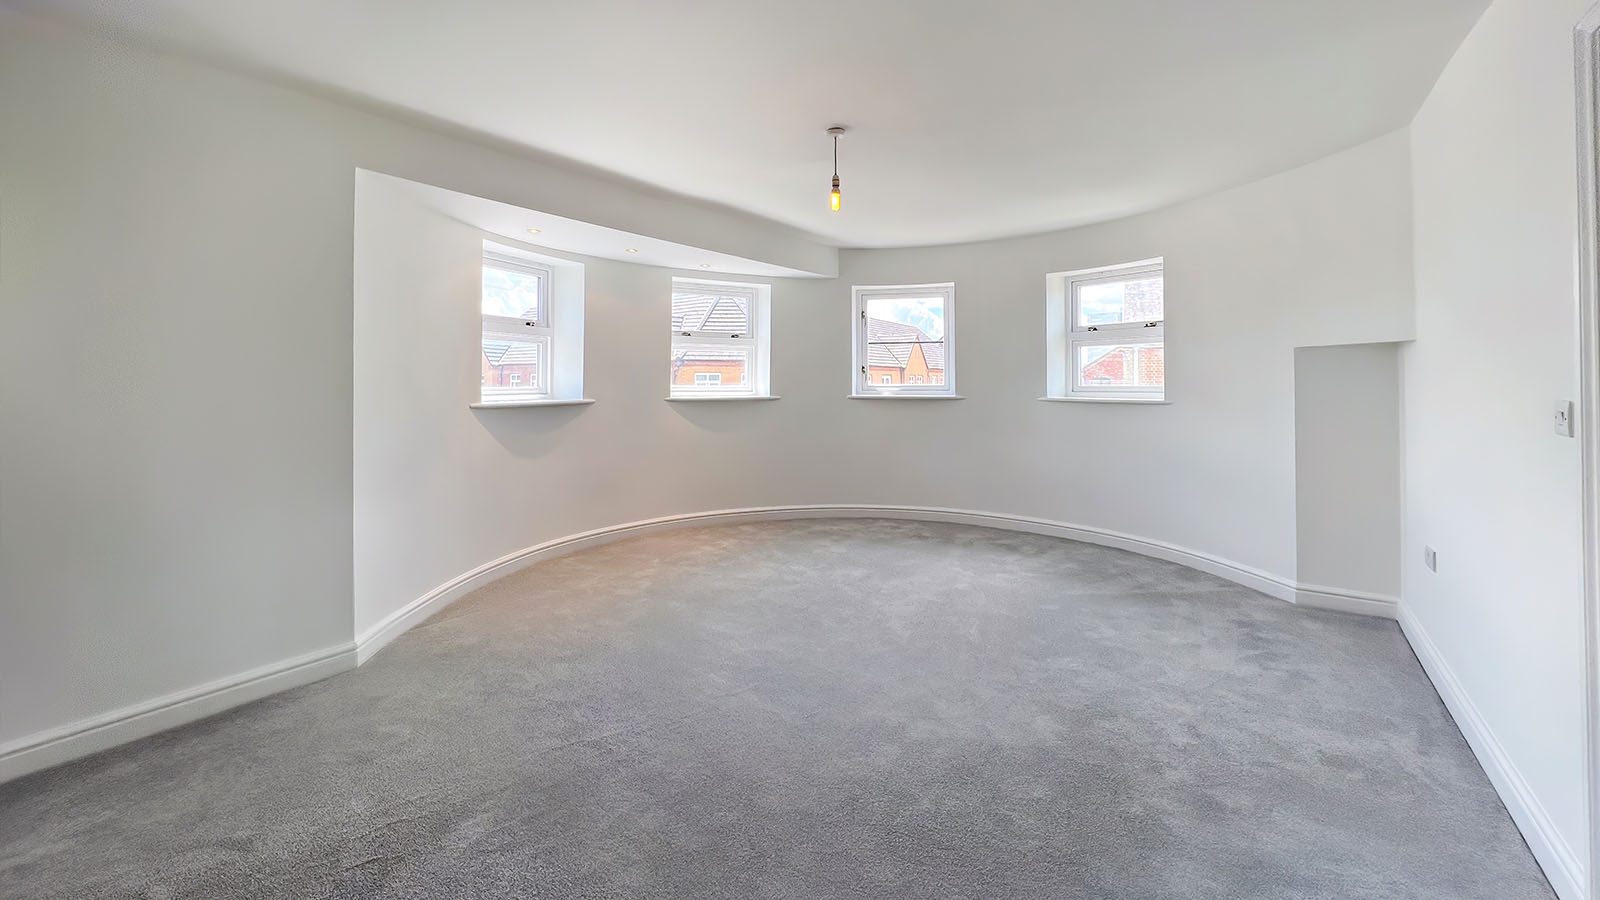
[1556, 401, 1575, 438]
[1424, 546, 1438, 572]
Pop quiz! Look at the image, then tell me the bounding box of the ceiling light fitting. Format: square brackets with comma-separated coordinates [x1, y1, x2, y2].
[526, 228, 542, 235]
[828, 126, 845, 212]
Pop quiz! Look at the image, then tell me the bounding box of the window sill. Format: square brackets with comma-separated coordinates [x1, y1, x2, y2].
[470, 398, 596, 409]
[848, 394, 966, 401]
[665, 395, 780, 402]
[1037, 396, 1169, 405]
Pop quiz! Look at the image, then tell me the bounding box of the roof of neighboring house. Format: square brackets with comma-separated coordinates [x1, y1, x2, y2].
[866, 318, 945, 371]
[672, 293, 750, 335]
[483, 340, 540, 366]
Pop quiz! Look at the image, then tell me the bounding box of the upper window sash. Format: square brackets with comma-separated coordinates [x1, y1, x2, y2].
[672, 281, 756, 338]
[1068, 263, 1164, 334]
[483, 254, 554, 328]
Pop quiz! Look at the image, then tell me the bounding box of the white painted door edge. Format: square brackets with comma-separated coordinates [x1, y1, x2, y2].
[1574, 6, 1600, 898]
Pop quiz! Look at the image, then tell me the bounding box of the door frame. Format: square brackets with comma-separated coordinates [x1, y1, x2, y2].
[1573, 7, 1600, 898]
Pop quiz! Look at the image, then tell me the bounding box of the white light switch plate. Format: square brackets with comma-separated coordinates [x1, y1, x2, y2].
[1556, 401, 1575, 438]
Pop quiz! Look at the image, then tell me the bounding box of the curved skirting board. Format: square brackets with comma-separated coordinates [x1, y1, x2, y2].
[354, 504, 1399, 664]
[1, 505, 1397, 786]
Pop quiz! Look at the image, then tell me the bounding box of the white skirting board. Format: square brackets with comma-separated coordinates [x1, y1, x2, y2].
[2, 504, 1396, 785]
[0, 642, 356, 785]
[1399, 606, 1586, 900]
[355, 504, 1398, 662]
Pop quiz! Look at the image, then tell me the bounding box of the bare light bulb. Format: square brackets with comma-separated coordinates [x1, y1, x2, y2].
[827, 127, 845, 213]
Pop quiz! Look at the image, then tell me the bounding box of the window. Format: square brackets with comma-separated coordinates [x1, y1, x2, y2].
[852, 283, 956, 396]
[670, 279, 772, 398]
[481, 252, 553, 403]
[477, 243, 586, 407]
[1046, 260, 1164, 401]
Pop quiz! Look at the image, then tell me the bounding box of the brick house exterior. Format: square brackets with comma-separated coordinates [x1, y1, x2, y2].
[1080, 344, 1164, 387]
[865, 318, 945, 385]
[482, 340, 543, 392]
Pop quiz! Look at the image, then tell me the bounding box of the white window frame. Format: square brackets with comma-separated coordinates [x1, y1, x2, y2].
[481, 251, 554, 402]
[852, 283, 957, 397]
[670, 278, 771, 398]
[1046, 259, 1164, 402]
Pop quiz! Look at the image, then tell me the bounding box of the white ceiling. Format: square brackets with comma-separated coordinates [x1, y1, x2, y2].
[22, 0, 1488, 248]
[369, 171, 827, 278]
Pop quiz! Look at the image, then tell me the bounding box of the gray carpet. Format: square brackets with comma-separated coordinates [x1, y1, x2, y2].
[0, 519, 1556, 899]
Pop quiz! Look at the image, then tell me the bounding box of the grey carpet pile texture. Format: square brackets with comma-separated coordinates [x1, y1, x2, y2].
[0, 520, 1556, 899]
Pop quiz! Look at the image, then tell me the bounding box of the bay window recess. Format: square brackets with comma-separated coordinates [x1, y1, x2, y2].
[477, 242, 587, 407]
[670, 279, 772, 399]
[1046, 259, 1165, 402]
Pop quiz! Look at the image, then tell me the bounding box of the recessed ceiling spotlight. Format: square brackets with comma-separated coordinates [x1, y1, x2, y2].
[699, 263, 713, 268]
[827, 126, 846, 212]
[526, 228, 542, 235]
[625, 248, 639, 253]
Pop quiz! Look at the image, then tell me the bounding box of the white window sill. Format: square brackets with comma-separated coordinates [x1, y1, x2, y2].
[470, 398, 596, 409]
[1037, 396, 1169, 405]
[849, 394, 966, 400]
[665, 395, 780, 402]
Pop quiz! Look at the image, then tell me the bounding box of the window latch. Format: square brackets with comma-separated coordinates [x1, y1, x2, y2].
[1086, 326, 1099, 332]
[1144, 321, 1160, 328]
[680, 331, 692, 337]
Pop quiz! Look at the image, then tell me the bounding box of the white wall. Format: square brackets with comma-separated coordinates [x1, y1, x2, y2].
[4, 6, 1419, 785]
[0, 10, 832, 765]
[827, 133, 1415, 580]
[1294, 343, 1403, 596]
[1403, 0, 1593, 894]
[353, 134, 1416, 639]
[353, 175, 840, 640]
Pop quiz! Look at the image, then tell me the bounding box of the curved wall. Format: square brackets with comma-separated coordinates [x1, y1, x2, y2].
[354, 131, 1415, 643]
[0, 10, 833, 777]
[0, 6, 1413, 782]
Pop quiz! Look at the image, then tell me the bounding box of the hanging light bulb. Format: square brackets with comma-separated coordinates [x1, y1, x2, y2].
[828, 126, 845, 212]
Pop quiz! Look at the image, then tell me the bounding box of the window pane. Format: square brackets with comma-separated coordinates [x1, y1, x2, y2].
[482, 332, 548, 401]
[483, 265, 543, 322]
[672, 289, 750, 336]
[864, 294, 946, 387]
[671, 344, 750, 391]
[1076, 343, 1164, 388]
[1076, 274, 1163, 327]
